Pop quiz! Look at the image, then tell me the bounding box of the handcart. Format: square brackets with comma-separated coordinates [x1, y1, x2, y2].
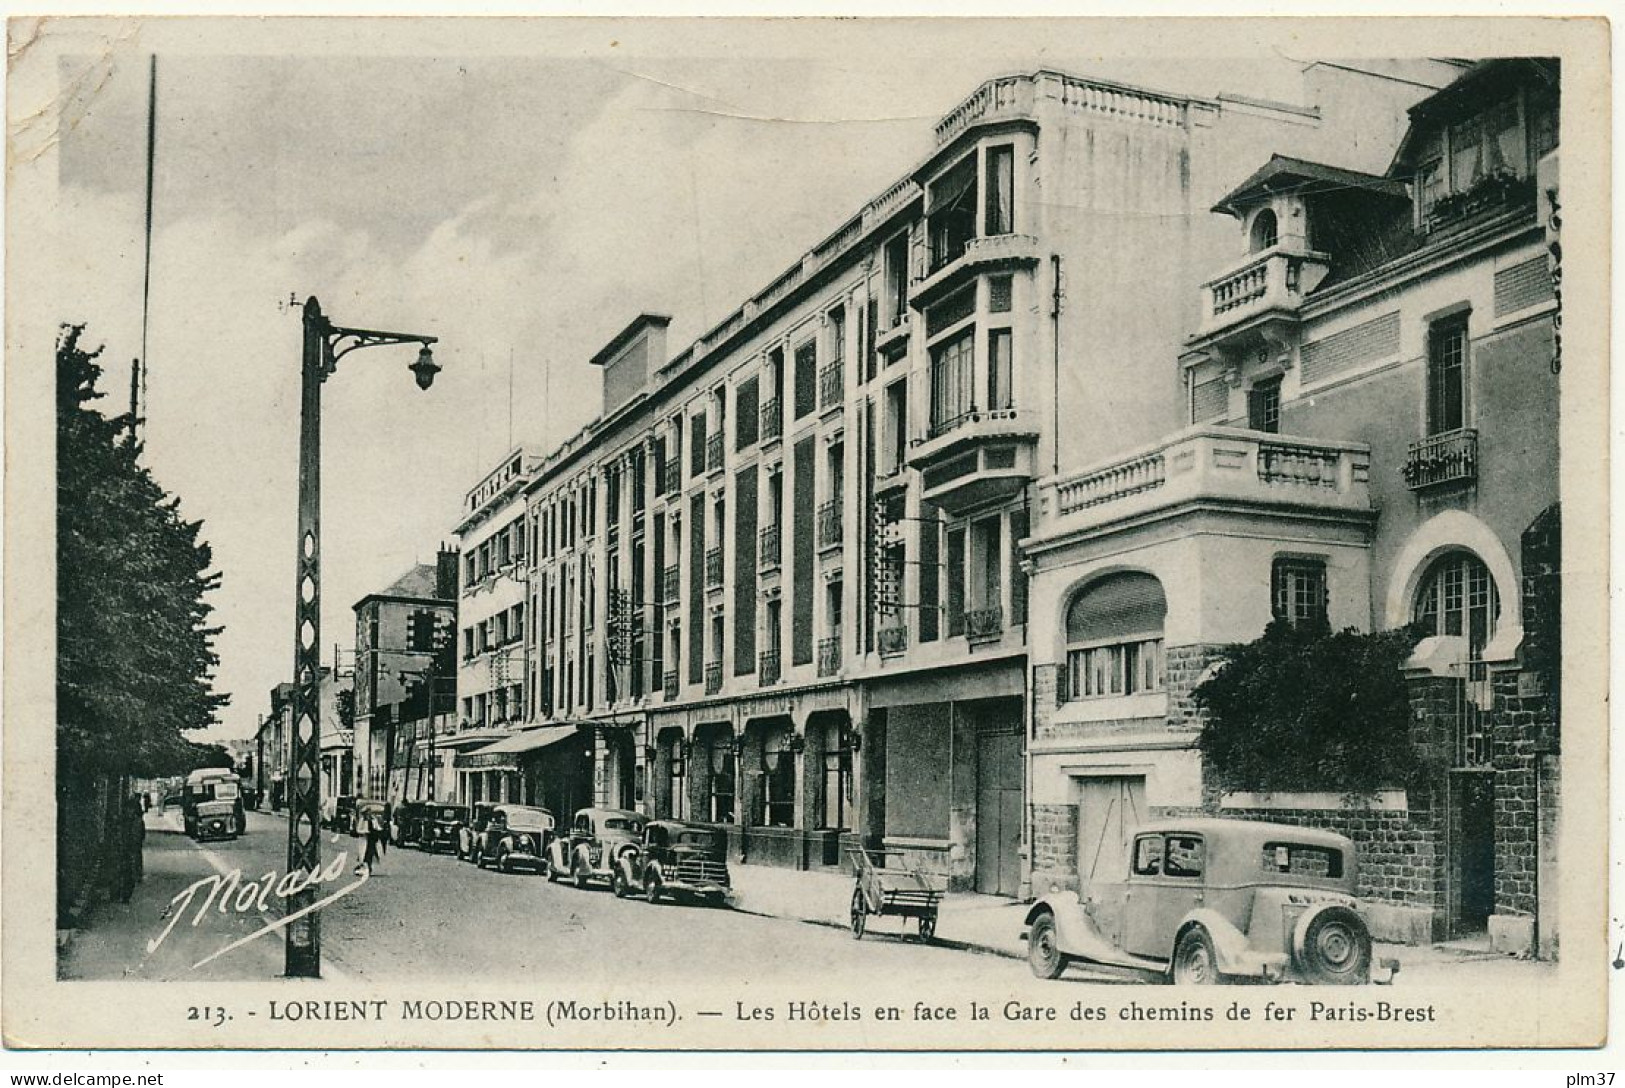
[848, 848, 946, 942]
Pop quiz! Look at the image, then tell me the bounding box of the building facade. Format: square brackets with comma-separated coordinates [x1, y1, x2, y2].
[457, 63, 1483, 896]
[1025, 58, 1560, 955]
[351, 553, 459, 802]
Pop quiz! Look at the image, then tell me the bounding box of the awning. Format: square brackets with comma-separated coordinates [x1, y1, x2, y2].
[436, 728, 516, 752]
[454, 724, 583, 771]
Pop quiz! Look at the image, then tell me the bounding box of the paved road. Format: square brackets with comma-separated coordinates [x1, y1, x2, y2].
[63, 809, 1027, 989]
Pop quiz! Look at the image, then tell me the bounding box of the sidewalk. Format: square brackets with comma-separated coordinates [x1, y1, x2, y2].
[727, 862, 1030, 959]
[724, 861, 1560, 984]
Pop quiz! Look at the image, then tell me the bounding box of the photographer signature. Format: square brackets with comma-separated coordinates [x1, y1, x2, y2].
[148, 848, 368, 970]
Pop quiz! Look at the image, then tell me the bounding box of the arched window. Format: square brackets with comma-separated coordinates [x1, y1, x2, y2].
[1413, 551, 1499, 656]
[1064, 573, 1167, 700]
[1250, 208, 1279, 252]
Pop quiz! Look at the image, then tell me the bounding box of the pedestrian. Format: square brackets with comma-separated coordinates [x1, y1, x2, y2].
[357, 811, 384, 875]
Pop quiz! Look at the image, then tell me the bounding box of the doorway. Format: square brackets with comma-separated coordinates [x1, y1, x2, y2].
[1450, 771, 1496, 936]
[974, 731, 1022, 896]
[1075, 775, 1146, 884]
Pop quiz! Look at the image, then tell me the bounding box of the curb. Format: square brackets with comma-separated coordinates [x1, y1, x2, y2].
[727, 902, 1025, 962]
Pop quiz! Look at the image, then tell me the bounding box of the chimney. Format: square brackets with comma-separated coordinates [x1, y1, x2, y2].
[436, 544, 460, 600]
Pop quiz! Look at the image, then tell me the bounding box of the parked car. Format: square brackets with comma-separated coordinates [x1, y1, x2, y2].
[391, 800, 429, 846]
[612, 820, 731, 905]
[418, 803, 471, 854]
[470, 805, 554, 873]
[457, 803, 498, 861]
[350, 798, 388, 837]
[325, 794, 357, 831]
[547, 807, 646, 889]
[1022, 818, 1398, 986]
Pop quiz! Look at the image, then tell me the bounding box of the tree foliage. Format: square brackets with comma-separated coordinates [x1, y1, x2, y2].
[57, 325, 229, 780]
[1194, 620, 1426, 795]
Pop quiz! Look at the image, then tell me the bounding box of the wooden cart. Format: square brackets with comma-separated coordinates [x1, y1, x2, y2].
[848, 848, 946, 941]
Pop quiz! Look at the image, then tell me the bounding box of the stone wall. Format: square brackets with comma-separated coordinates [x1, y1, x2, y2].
[1030, 802, 1078, 890]
[1164, 643, 1226, 731]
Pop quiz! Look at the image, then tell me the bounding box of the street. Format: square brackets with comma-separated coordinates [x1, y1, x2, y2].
[61, 809, 1022, 988]
[61, 808, 1560, 994]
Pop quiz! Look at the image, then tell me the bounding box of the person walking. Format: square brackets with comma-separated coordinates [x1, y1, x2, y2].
[357, 810, 384, 875]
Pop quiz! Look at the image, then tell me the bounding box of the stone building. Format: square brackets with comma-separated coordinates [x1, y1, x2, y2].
[1024, 58, 1560, 955]
[454, 61, 1477, 894]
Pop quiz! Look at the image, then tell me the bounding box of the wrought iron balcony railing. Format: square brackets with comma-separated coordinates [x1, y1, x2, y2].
[663, 670, 679, 701]
[817, 636, 842, 677]
[877, 625, 908, 656]
[705, 547, 724, 589]
[706, 433, 724, 474]
[760, 398, 782, 443]
[758, 649, 782, 686]
[704, 662, 723, 695]
[819, 364, 843, 409]
[817, 499, 844, 550]
[661, 564, 681, 604]
[966, 607, 1004, 641]
[758, 523, 781, 570]
[659, 461, 681, 496]
[1403, 429, 1478, 491]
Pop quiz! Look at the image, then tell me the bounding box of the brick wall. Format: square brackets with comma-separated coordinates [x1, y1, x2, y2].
[1030, 802, 1078, 884]
[1164, 643, 1226, 731]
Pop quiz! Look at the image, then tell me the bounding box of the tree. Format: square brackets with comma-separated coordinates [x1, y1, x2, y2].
[57, 324, 228, 782]
[1194, 620, 1426, 796]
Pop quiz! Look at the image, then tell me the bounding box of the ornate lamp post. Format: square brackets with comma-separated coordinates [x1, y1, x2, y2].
[287, 296, 440, 979]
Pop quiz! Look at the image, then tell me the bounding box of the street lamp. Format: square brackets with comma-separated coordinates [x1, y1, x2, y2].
[286, 296, 440, 979]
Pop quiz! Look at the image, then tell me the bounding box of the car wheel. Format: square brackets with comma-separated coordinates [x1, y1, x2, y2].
[918, 914, 937, 942]
[1027, 911, 1067, 979]
[611, 869, 628, 898]
[643, 873, 662, 905]
[850, 889, 867, 939]
[473, 846, 485, 869]
[1172, 926, 1226, 985]
[497, 848, 511, 873]
[1296, 906, 1373, 985]
[572, 857, 590, 890]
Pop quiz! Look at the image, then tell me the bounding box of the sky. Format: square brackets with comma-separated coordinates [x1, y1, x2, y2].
[43, 18, 1325, 742]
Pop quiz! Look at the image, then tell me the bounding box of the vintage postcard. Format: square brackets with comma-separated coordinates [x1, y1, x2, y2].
[3, 14, 1610, 1052]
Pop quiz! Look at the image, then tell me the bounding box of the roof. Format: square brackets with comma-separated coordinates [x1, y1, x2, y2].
[1388, 58, 1559, 177]
[1131, 816, 1353, 849]
[354, 563, 448, 608]
[589, 313, 672, 368]
[1212, 154, 1407, 217]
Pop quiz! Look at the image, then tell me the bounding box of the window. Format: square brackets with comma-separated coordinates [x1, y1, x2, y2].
[1427, 316, 1468, 435]
[1450, 101, 1522, 193]
[821, 725, 853, 830]
[830, 306, 846, 369]
[883, 233, 910, 328]
[1164, 835, 1204, 878]
[1064, 572, 1167, 701]
[1414, 551, 1499, 656]
[987, 329, 1012, 411]
[512, 517, 527, 562]
[988, 275, 1012, 313]
[1272, 558, 1328, 626]
[1250, 208, 1279, 252]
[793, 340, 818, 419]
[985, 145, 1014, 236]
[927, 154, 977, 271]
[1248, 375, 1282, 434]
[1132, 835, 1164, 876]
[690, 413, 708, 476]
[735, 376, 760, 450]
[761, 729, 795, 828]
[882, 380, 908, 475]
[929, 331, 975, 433]
[707, 734, 735, 823]
[1263, 842, 1344, 879]
[463, 628, 475, 660]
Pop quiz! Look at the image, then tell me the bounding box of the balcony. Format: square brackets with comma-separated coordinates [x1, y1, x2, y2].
[966, 607, 1004, 642]
[911, 233, 1040, 310]
[704, 662, 723, 696]
[1039, 426, 1372, 539]
[1189, 243, 1330, 350]
[1403, 429, 1478, 492]
[759, 649, 781, 686]
[760, 398, 783, 444]
[706, 433, 724, 475]
[877, 625, 908, 657]
[817, 636, 842, 678]
[819, 364, 843, 410]
[661, 564, 680, 604]
[659, 461, 681, 496]
[759, 523, 781, 571]
[705, 547, 723, 590]
[817, 499, 844, 551]
[907, 407, 1039, 516]
[663, 670, 679, 701]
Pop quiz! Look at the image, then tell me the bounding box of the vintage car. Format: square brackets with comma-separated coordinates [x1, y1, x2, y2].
[611, 820, 731, 905]
[325, 794, 357, 831]
[457, 803, 498, 861]
[349, 798, 388, 837]
[390, 800, 430, 846]
[416, 803, 471, 853]
[1022, 818, 1398, 986]
[182, 769, 244, 839]
[470, 804, 555, 873]
[547, 807, 646, 890]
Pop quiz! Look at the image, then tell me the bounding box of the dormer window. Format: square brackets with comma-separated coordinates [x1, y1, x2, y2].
[1249, 209, 1279, 253]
